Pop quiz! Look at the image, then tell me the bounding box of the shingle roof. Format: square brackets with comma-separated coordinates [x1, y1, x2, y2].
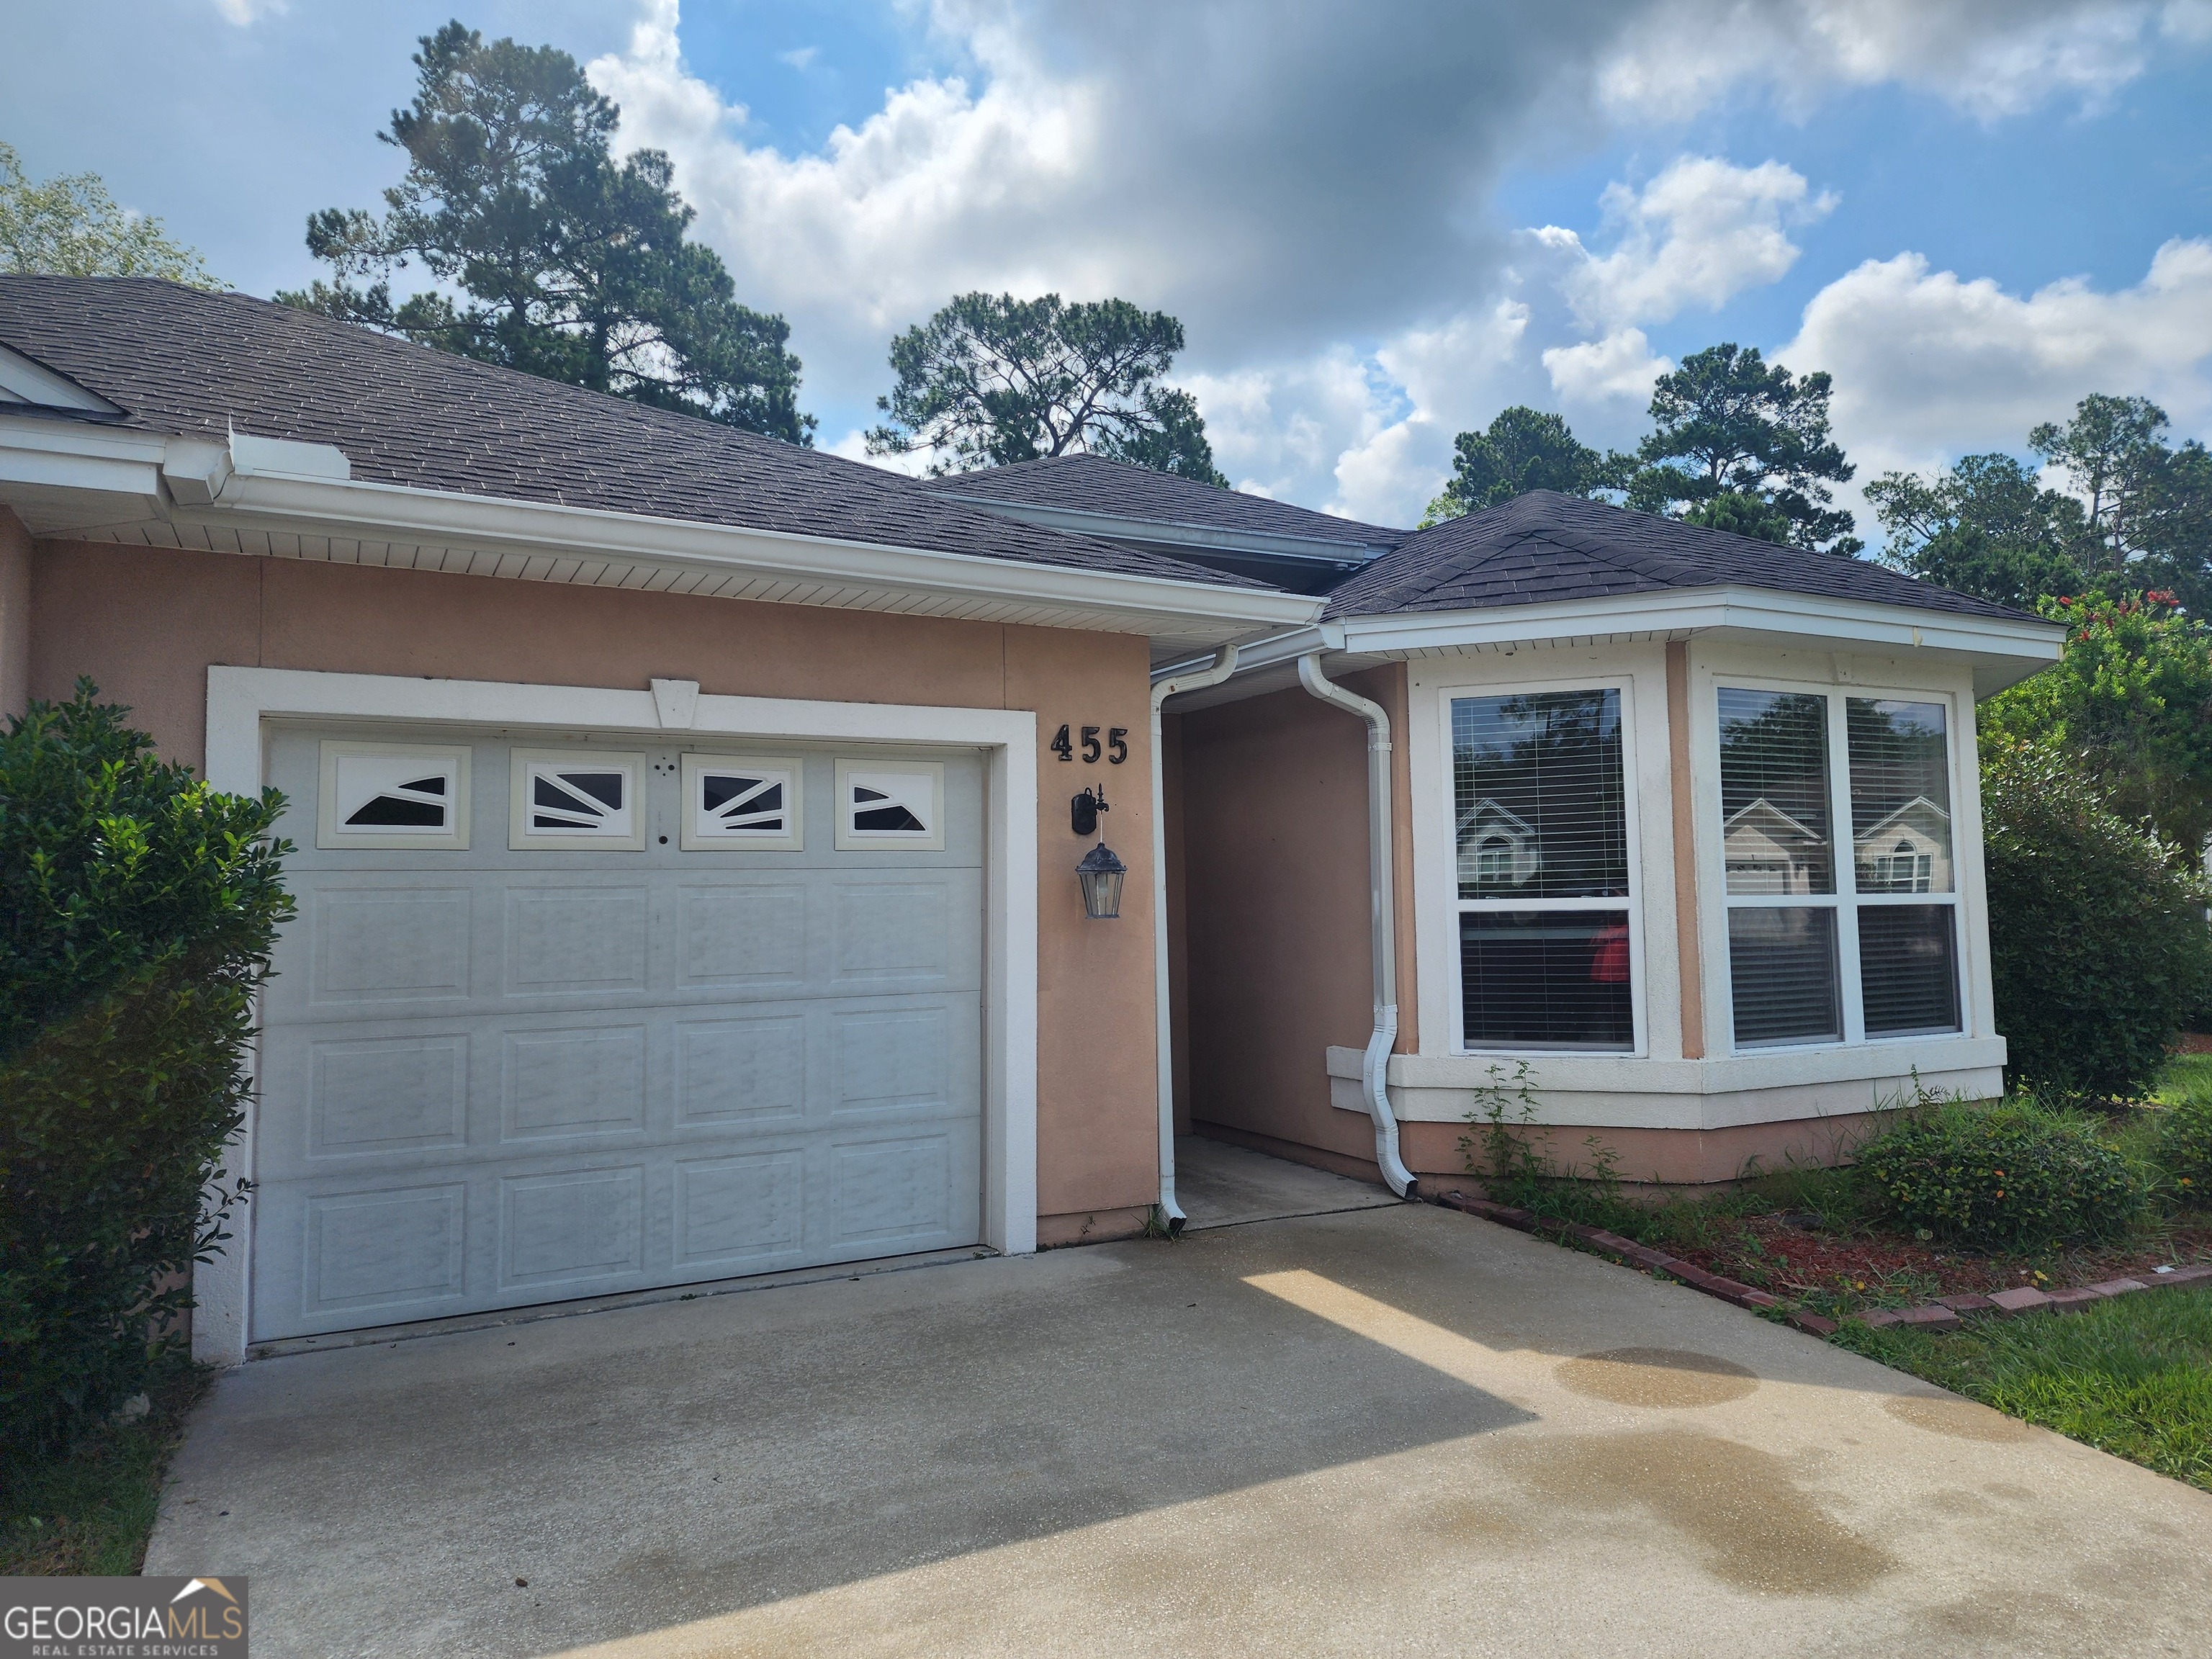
[1322, 490, 2038, 624]
[927, 451, 1405, 550]
[0, 276, 1262, 590]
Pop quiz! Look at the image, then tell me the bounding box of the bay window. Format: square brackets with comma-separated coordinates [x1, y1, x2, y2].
[1452, 688, 1636, 1052]
[1718, 686, 1961, 1048]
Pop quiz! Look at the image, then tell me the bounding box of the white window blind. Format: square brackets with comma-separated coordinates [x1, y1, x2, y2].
[1848, 699, 1960, 1035]
[1718, 687, 1961, 1048]
[1452, 689, 1635, 1052]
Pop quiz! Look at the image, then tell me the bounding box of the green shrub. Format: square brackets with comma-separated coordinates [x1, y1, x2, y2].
[2157, 1097, 2212, 1207]
[1852, 1100, 2144, 1251]
[1982, 739, 2212, 1100]
[1, 682, 291, 1455]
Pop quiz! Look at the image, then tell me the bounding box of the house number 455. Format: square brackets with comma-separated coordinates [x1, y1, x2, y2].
[1051, 724, 1128, 764]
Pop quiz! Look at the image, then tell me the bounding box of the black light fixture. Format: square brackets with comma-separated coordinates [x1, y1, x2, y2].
[1071, 786, 1126, 920]
[1076, 840, 1128, 920]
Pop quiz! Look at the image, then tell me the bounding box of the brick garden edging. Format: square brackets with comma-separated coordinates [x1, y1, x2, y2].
[1432, 1189, 2212, 1338]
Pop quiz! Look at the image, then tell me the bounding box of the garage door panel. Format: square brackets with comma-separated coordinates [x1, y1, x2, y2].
[252, 727, 986, 1341]
[500, 1025, 650, 1141]
[674, 1150, 806, 1268]
[300, 886, 472, 1012]
[306, 1033, 469, 1158]
[675, 1014, 808, 1125]
[830, 1002, 976, 1116]
[502, 886, 650, 997]
[830, 1130, 976, 1249]
[830, 873, 982, 989]
[300, 1183, 468, 1319]
[676, 884, 809, 989]
[498, 1166, 647, 1290]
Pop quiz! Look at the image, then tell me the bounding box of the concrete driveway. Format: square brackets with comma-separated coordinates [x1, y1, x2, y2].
[148, 1198, 2212, 1657]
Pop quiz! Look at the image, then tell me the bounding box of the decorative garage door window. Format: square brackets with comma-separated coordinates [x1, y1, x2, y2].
[509, 750, 647, 850]
[317, 741, 471, 850]
[681, 754, 804, 850]
[835, 760, 945, 851]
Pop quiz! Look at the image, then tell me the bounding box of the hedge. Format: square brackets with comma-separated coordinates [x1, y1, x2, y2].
[1, 682, 292, 1455]
[1982, 739, 2212, 1100]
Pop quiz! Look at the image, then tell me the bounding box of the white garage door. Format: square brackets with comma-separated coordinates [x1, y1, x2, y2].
[249, 724, 985, 1341]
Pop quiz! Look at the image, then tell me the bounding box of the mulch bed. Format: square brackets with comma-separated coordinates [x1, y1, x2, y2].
[1650, 1215, 2212, 1311]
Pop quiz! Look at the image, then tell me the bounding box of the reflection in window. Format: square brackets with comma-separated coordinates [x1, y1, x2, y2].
[1452, 689, 1635, 1053]
[1719, 689, 1833, 895]
[1848, 699, 1954, 894]
[1717, 687, 1961, 1048]
[1452, 691, 1627, 899]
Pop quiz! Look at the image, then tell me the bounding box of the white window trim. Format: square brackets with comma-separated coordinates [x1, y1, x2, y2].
[1706, 671, 1969, 1054]
[1429, 671, 1651, 1059]
[199, 666, 1038, 1366]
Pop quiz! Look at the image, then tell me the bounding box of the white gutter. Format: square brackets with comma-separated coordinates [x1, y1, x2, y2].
[0, 414, 1323, 640]
[1296, 653, 1417, 1198]
[1151, 622, 1339, 685]
[1149, 642, 1240, 1232]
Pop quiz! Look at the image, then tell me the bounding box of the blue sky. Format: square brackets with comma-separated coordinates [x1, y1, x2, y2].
[6, 1, 2211, 531]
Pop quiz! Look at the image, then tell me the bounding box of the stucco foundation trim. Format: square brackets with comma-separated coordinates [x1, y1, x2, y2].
[1325, 1040, 2006, 1131]
[196, 665, 1039, 1365]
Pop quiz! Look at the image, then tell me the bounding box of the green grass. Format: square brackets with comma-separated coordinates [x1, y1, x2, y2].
[2157, 1053, 2212, 1108]
[1, 1364, 210, 1575]
[1835, 1286, 2212, 1491]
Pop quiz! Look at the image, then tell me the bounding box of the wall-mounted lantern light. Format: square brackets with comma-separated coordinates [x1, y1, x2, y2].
[1076, 839, 1128, 920]
[1071, 786, 1125, 919]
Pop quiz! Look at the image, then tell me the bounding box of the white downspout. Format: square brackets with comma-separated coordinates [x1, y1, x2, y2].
[1296, 653, 1418, 1199]
[1150, 642, 1240, 1234]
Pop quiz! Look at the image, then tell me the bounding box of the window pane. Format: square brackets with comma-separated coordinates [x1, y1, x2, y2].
[1858, 904, 1960, 1035]
[1719, 689, 1833, 895]
[1848, 699, 1953, 894]
[1460, 910, 1635, 1051]
[1452, 691, 1628, 899]
[1727, 907, 1840, 1044]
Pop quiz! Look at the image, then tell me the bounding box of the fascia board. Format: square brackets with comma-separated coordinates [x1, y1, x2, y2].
[1336, 588, 2064, 664]
[934, 491, 1393, 562]
[187, 468, 1324, 631]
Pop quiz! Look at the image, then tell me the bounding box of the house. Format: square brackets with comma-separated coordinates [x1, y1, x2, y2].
[0, 277, 2063, 1366]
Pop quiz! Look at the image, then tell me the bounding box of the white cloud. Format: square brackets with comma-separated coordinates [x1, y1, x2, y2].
[1595, 0, 2190, 123]
[567, 0, 2208, 527]
[210, 0, 285, 22]
[1542, 156, 1833, 333]
[1783, 238, 2212, 486]
[776, 45, 819, 71]
[1543, 328, 1673, 408]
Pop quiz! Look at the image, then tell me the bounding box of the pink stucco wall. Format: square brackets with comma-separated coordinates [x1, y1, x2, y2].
[27, 534, 1163, 1238]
